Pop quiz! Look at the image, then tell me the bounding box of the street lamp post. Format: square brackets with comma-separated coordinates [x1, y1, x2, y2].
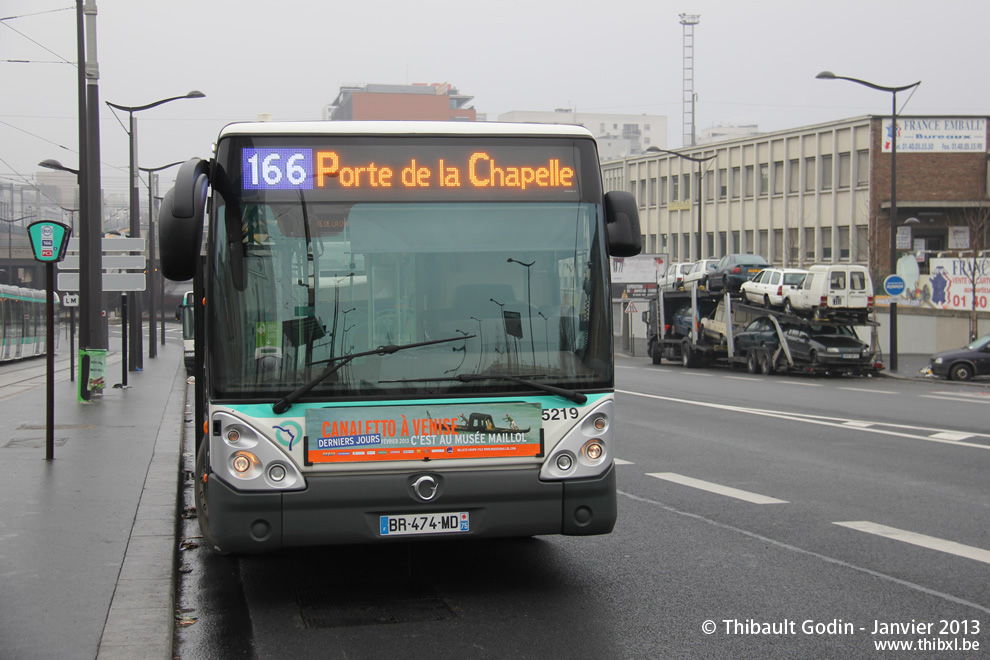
[507, 258, 536, 365]
[650, 148, 717, 260]
[815, 72, 921, 275]
[139, 161, 183, 359]
[106, 90, 204, 370]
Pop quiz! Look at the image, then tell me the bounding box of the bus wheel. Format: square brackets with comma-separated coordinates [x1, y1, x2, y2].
[195, 440, 228, 555]
[746, 349, 760, 374]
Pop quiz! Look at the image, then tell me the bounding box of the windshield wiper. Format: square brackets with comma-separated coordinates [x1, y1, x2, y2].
[271, 335, 474, 414]
[381, 373, 588, 405]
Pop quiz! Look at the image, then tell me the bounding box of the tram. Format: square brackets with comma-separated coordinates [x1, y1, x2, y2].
[0, 285, 60, 362]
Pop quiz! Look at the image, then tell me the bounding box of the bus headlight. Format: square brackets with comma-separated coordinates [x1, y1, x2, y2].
[541, 398, 613, 481]
[230, 451, 261, 479]
[211, 411, 305, 491]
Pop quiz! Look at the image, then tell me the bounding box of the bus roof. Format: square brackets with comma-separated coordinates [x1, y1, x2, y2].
[218, 121, 596, 140]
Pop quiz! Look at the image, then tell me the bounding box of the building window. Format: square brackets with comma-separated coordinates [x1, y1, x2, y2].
[839, 226, 850, 260]
[644, 124, 651, 131]
[788, 159, 800, 194]
[639, 179, 647, 208]
[681, 233, 691, 259]
[821, 154, 833, 191]
[821, 227, 833, 260]
[773, 161, 784, 195]
[718, 169, 727, 199]
[745, 230, 754, 253]
[600, 123, 605, 132]
[731, 231, 741, 253]
[706, 232, 715, 258]
[804, 157, 816, 192]
[773, 229, 784, 263]
[660, 177, 668, 206]
[855, 226, 868, 262]
[629, 181, 636, 195]
[838, 153, 851, 189]
[856, 150, 869, 187]
[660, 234, 668, 254]
[670, 234, 678, 259]
[648, 177, 657, 207]
[682, 173, 690, 201]
[744, 165, 755, 198]
[731, 167, 741, 199]
[759, 164, 769, 196]
[719, 231, 727, 256]
[804, 227, 816, 261]
[788, 228, 799, 263]
[705, 170, 715, 201]
[759, 230, 769, 259]
[671, 176, 680, 203]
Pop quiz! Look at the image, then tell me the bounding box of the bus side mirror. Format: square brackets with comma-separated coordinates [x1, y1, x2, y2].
[641, 311, 649, 323]
[604, 191, 642, 257]
[159, 158, 209, 281]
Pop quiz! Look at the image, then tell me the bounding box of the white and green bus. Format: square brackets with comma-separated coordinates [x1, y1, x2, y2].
[158, 121, 640, 553]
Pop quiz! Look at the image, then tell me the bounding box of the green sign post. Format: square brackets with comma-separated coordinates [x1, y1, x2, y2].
[26, 221, 71, 459]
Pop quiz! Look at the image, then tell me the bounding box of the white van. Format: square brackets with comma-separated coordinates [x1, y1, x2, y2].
[786, 264, 873, 321]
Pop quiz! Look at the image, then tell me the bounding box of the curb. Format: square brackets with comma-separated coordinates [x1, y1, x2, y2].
[96, 361, 187, 660]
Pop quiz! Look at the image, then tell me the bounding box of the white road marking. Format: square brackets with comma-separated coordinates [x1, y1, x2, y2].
[928, 431, 973, 442]
[782, 381, 822, 387]
[834, 521, 990, 565]
[921, 394, 990, 405]
[647, 472, 788, 504]
[838, 387, 895, 394]
[614, 458, 634, 465]
[725, 376, 760, 381]
[617, 389, 990, 451]
[620, 490, 990, 616]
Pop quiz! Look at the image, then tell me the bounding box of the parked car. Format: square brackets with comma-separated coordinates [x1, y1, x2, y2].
[923, 334, 990, 381]
[707, 254, 770, 292]
[785, 264, 873, 321]
[659, 262, 695, 291]
[734, 316, 875, 374]
[740, 268, 809, 308]
[700, 299, 763, 346]
[681, 258, 720, 290]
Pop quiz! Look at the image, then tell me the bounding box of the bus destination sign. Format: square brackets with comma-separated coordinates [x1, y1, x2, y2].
[242, 146, 578, 200]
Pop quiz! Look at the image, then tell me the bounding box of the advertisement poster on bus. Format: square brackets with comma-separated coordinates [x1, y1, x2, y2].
[304, 402, 543, 464]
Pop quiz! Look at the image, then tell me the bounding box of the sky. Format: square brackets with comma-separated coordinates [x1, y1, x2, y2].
[3, 0, 990, 199]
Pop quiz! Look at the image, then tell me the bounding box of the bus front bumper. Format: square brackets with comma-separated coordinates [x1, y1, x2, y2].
[202, 464, 617, 554]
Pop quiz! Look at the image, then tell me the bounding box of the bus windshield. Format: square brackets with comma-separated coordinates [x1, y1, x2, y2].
[208, 136, 612, 402]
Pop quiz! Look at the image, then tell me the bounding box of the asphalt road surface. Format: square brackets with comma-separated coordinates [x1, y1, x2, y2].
[175, 356, 989, 658]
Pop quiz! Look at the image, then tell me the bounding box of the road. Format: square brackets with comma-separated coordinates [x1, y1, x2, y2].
[175, 355, 989, 658]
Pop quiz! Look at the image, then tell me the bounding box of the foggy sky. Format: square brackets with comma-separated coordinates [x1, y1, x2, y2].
[3, 0, 989, 195]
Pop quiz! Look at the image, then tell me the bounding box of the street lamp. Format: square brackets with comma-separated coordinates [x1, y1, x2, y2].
[815, 71, 921, 275]
[139, 161, 183, 358]
[106, 90, 205, 370]
[649, 147, 717, 260]
[507, 257, 536, 365]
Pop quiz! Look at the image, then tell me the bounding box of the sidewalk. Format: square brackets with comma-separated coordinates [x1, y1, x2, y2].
[0, 334, 186, 660]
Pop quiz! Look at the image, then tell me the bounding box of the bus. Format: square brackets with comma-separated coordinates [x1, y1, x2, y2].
[158, 121, 641, 553]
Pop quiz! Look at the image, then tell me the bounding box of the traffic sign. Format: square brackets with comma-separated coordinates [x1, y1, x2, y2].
[26, 221, 71, 263]
[57, 272, 146, 292]
[63, 294, 79, 307]
[884, 274, 906, 297]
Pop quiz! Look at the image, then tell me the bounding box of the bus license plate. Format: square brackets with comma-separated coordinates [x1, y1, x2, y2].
[380, 512, 470, 536]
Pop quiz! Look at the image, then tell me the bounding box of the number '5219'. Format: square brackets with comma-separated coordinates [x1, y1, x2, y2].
[542, 408, 579, 421]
